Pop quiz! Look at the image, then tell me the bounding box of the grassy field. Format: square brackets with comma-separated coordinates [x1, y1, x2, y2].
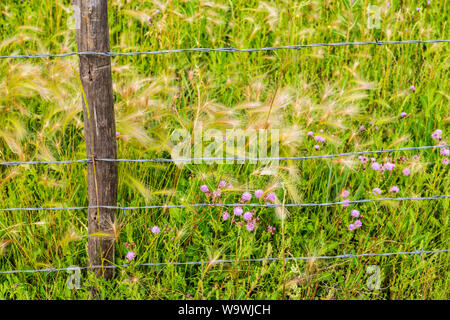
[0, 0, 448, 299]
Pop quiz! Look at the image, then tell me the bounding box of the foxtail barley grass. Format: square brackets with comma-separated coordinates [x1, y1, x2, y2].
[0, 0, 448, 299]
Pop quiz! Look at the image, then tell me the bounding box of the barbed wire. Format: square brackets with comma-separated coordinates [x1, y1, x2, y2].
[1, 144, 448, 166]
[1, 249, 448, 275]
[0, 195, 448, 212]
[0, 39, 448, 60]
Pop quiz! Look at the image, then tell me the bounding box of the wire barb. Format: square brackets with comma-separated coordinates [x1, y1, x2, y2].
[0, 39, 448, 60]
[0, 194, 448, 212]
[1, 144, 448, 166]
[1, 249, 448, 275]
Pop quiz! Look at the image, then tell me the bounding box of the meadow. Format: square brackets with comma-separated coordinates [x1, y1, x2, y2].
[0, 0, 448, 299]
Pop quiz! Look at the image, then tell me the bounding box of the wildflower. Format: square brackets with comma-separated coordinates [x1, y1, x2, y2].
[307, 131, 314, 137]
[351, 210, 360, 218]
[372, 188, 382, 195]
[342, 199, 350, 208]
[416, 7, 421, 12]
[410, 85, 415, 92]
[360, 125, 365, 131]
[348, 224, 355, 231]
[342, 190, 350, 198]
[213, 189, 221, 199]
[200, 185, 209, 193]
[314, 145, 320, 150]
[374, 125, 379, 130]
[222, 211, 230, 221]
[354, 220, 362, 228]
[390, 186, 400, 193]
[370, 157, 377, 162]
[440, 148, 450, 156]
[320, 129, 324, 133]
[315, 135, 326, 143]
[116, 132, 120, 137]
[384, 162, 395, 171]
[241, 192, 252, 201]
[125, 251, 136, 261]
[151, 226, 161, 234]
[431, 130, 442, 141]
[246, 222, 255, 232]
[243, 211, 253, 222]
[218, 180, 227, 188]
[265, 193, 277, 202]
[400, 112, 407, 118]
[255, 189, 263, 198]
[358, 156, 368, 164]
[443, 158, 449, 165]
[233, 206, 243, 216]
[402, 168, 411, 176]
[371, 162, 382, 171]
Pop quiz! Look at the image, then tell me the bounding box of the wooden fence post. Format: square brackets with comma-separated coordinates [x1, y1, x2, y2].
[74, 0, 117, 280]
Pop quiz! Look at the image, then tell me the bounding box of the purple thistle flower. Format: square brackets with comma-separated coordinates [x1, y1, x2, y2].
[389, 186, 400, 193]
[384, 162, 395, 171]
[371, 162, 382, 171]
[402, 168, 411, 176]
[354, 220, 362, 228]
[241, 192, 252, 202]
[222, 211, 230, 220]
[372, 188, 382, 195]
[243, 211, 253, 221]
[315, 135, 326, 143]
[342, 199, 350, 208]
[213, 189, 221, 198]
[358, 156, 368, 164]
[218, 180, 227, 188]
[126, 251, 136, 261]
[151, 226, 161, 234]
[255, 189, 263, 198]
[265, 193, 277, 202]
[200, 185, 209, 193]
[246, 222, 255, 232]
[351, 210, 360, 218]
[233, 206, 243, 216]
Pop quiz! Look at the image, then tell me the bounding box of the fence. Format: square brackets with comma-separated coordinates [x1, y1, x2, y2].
[0, 3, 449, 278]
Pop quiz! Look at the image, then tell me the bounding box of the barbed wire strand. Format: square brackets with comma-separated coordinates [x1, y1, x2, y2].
[1, 195, 448, 212]
[0, 39, 449, 60]
[1, 144, 448, 166]
[1, 249, 448, 275]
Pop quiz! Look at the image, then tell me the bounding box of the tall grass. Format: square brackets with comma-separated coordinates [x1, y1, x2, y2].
[0, 0, 448, 299]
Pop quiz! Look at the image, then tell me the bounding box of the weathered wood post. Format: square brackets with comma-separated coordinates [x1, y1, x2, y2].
[74, 0, 117, 280]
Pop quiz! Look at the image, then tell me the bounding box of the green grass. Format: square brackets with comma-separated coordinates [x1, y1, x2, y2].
[0, 0, 448, 299]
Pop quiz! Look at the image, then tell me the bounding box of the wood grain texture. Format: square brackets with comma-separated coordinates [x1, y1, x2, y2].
[74, 0, 117, 279]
